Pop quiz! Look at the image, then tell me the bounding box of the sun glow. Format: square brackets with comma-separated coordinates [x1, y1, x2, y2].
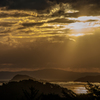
[77, 16, 99, 21]
[68, 32, 93, 37]
[69, 22, 86, 30]
[68, 16, 99, 21]
[67, 16, 100, 30]
[67, 21, 100, 31]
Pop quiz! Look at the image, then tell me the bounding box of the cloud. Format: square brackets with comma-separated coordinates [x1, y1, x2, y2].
[0, 22, 16, 27]
[52, 12, 79, 17]
[85, 19, 98, 22]
[47, 18, 76, 23]
[22, 22, 44, 27]
[0, 0, 100, 16]
[0, 0, 100, 72]
[0, 0, 54, 10]
[50, 0, 100, 16]
[40, 26, 54, 28]
[0, 12, 32, 18]
[0, 30, 12, 34]
[69, 0, 100, 16]
[0, 37, 20, 47]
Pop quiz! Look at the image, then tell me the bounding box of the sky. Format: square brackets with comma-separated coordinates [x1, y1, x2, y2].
[0, 0, 100, 72]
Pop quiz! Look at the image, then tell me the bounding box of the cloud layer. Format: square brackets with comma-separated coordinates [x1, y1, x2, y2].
[0, 0, 100, 16]
[0, 0, 100, 72]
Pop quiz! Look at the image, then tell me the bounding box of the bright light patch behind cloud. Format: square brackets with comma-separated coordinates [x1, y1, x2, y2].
[68, 16, 100, 21]
[69, 33, 85, 37]
[68, 33, 93, 37]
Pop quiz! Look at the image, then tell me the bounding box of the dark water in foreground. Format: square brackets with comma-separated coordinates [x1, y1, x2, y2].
[51, 82, 100, 94]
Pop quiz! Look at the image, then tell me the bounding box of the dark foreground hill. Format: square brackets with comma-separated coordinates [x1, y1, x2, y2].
[75, 75, 100, 82]
[0, 79, 76, 100]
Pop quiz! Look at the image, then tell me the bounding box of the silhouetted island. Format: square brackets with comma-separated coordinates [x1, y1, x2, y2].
[75, 75, 100, 82]
[10, 74, 36, 82]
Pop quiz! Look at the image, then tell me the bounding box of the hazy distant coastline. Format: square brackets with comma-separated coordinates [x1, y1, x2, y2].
[0, 69, 100, 82]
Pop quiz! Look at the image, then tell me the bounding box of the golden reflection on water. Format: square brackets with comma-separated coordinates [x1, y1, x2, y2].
[70, 86, 88, 94]
[51, 82, 100, 94]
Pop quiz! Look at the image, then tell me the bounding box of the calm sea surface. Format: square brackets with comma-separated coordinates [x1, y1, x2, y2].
[51, 82, 100, 94]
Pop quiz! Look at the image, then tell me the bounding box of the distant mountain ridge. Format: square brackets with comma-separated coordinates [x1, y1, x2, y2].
[75, 75, 100, 82]
[0, 69, 100, 82]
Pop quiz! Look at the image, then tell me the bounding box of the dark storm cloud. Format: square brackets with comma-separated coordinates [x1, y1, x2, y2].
[85, 19, 98, 22]
[0, 0, 100, 16]
[22, 22, 44, 27]
[68, 0, 100, 16]
[0, 0, 54, 10]
[0, 12, 32, 18]
[52, 12, 80, 18]
[50, 0, 100, 16]
[47, 18, 76, 23]
[49, 0, 100, 7]
[21, 18, 75, 28]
